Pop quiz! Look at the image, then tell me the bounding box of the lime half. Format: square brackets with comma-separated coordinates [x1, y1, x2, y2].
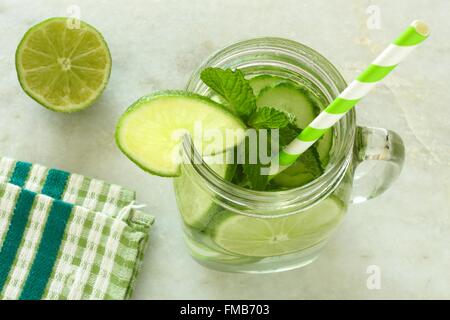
[15, 17, 112, 112]
[212, 197, 344, 257]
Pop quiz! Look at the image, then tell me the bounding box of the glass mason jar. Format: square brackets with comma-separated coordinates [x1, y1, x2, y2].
[174, 38, 405, 273]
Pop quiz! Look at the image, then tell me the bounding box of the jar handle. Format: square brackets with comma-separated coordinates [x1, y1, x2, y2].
[351, 126, 405, 204]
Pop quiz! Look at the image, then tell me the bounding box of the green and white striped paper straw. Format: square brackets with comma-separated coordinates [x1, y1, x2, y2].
[270, 20, 430, 175]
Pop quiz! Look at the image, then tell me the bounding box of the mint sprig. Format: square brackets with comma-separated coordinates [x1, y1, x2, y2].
[240, 133, 272, 190]
[200, 68, 256, 120]
[200, 67, 301, 190]
[279, 123, 302, 147]
[248, 107, 295, 129]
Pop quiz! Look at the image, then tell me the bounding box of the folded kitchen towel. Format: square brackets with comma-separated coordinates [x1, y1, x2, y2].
[0, 158, 154, 300]
[0, 158, 137, 217]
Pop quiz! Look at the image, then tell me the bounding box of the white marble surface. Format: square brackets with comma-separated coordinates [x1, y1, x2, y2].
[0, 0, 449, 299]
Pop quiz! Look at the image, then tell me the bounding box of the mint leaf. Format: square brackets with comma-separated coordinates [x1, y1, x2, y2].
[200, 67, 305, 190]
[248, 107, 295, 129]
[267, 147, 324, 189]
[242, 162, 269, 191]
[241, 121, 301, 190]
[200, 68, 256, 120]
[240, 133, 271, 191]
[279, 123, 302, 147]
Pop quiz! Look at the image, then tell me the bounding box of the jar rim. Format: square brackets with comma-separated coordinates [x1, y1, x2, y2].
[182, 37, 355, 215]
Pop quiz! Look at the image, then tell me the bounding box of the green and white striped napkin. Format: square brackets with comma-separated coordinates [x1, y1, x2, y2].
[0, 157, 154, 300]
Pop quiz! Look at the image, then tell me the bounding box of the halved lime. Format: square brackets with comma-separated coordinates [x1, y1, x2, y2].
[212, 197, 344, 257]
[15, 17, 111, 112]
[116, 91, 246, 177]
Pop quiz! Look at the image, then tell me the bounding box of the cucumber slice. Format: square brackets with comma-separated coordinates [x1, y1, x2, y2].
[256, 81, 333, 169]
[212, 197, 344, 257]
[116, 91, 246, 177]
[270, 148, 323, 189]
[256, 82, 320, 129]
[174, 153, 235, 230]
[316, 129, 333, 167]
[249, 75, 289, 96]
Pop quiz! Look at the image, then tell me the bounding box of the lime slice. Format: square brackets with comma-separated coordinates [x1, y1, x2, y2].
[116, 91, 246, 177]
[185, 231, 260, 265]
[212, 197, 344, 257]
[15, 17, 111, 112]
